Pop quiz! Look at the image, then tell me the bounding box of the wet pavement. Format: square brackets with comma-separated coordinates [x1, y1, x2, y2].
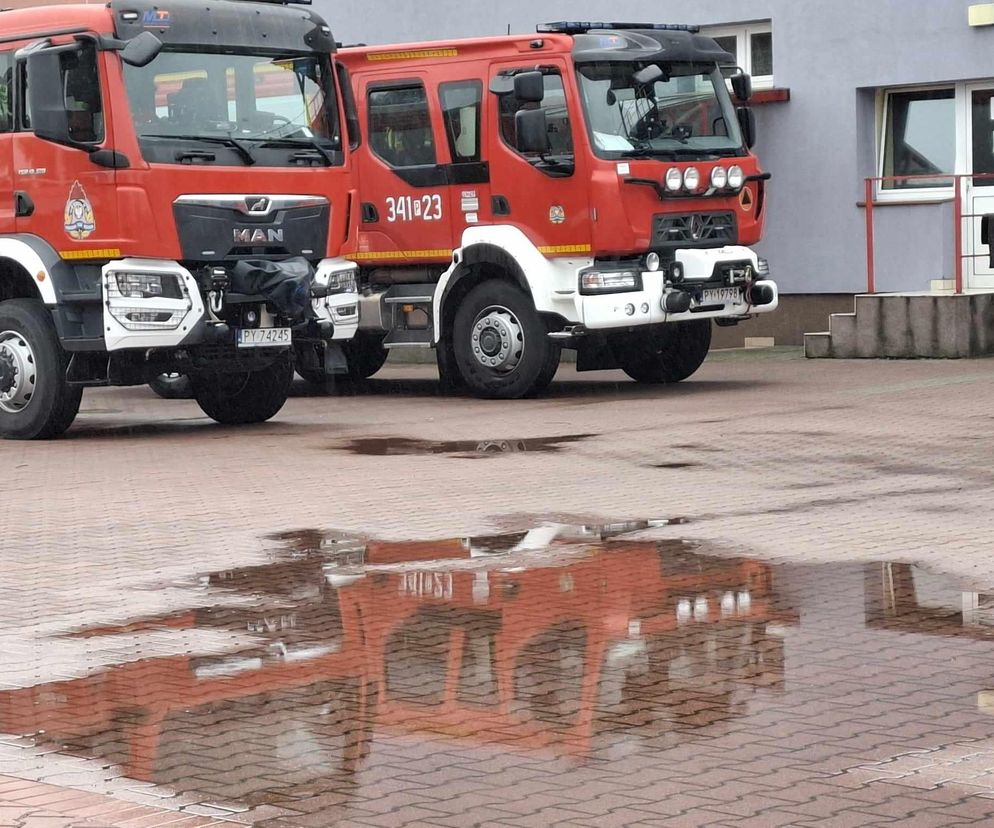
[8, 352, 994, 826]
[4, 524, 994, 826]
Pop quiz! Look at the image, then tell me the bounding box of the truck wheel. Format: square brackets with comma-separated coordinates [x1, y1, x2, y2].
[191, 358, 293, 425]
[343, 332, 388, 380]
[149, 373, 193, 400]
[0, 299, 81, 440]
[452, 280, 560, 399]
[620, 320, 712, 384]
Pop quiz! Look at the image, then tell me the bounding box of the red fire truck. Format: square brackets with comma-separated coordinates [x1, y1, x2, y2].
[334, 23, 778, 399]
[0, 0, 359, 439]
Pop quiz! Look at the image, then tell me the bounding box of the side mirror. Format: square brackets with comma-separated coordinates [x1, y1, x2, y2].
[27, 50, 72, 145]
[736, 106, 756, 149]
[515, 108, 549, 154]
[514, 71, 545, 103]
[731, 72, 753, 102]
[121, 31, 162, 67]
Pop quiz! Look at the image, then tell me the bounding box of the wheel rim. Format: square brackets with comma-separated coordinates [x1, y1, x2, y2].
[0, 330, 37, 414]
[469, 305, 525, 374]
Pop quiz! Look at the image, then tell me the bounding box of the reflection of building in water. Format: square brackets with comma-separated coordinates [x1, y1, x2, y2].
[865, 562, 994, 636]
[0, 529, 796, 806]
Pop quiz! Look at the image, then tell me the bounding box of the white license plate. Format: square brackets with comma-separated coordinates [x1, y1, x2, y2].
[700, 287, 742, 305]
[236, 328, 292, 348]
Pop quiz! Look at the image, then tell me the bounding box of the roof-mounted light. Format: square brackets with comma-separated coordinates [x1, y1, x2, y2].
[538, 21, 701, 35]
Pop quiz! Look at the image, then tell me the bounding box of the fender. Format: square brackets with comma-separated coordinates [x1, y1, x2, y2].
[0, 235, 68, 306]
[432, 225, 593, 343]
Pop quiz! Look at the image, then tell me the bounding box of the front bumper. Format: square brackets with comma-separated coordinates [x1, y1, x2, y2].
[578, 246, 778, 331]
[100, 258, 359, 352]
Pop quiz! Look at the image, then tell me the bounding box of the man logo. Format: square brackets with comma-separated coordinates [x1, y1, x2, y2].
[245, 197, 272, 215]
[233, 228, 284, 245]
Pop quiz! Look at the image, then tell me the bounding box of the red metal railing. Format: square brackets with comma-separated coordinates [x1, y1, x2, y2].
[863, 172, 994, 295]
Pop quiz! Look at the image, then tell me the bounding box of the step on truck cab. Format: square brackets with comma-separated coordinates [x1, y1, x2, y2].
[0, 0, 359, 439]
[336, 22, 779, 399]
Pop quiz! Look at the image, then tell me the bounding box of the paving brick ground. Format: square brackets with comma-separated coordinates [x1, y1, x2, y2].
[5, 349, 994, 827]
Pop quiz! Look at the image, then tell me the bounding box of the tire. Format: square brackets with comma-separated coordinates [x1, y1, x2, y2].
[343, 332, 388, 381]
[191, 358, 293, 425]
[620, 320, 712, 384]
[0, 299, 82, 440]
[451, 280, 560, 400]
[149, 373, 193, 400]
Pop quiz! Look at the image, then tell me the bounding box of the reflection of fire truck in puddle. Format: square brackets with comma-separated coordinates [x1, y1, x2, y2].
[0, 527, 796, 792]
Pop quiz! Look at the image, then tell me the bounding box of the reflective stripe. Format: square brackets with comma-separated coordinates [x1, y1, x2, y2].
[366, 48, 459, 61]
[347, 249, 452, 261]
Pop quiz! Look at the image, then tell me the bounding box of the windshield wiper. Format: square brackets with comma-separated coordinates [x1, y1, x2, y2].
[142, 134, 256, 166]
[258, 136, 341, 165]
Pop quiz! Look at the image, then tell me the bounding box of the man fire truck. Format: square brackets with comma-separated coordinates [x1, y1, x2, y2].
[335, 23, 778, 399]
[0, 0, 358, 439]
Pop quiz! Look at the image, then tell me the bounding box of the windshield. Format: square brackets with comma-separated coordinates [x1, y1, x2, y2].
[576, 62, 743, 160]
[123, 50, 343, 166]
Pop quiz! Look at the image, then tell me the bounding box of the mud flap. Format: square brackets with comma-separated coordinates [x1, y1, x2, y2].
[323, 342, 349, 377]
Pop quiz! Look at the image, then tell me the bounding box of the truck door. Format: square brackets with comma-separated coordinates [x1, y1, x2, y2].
[13, 43, 121, 257]
[486, 61, 591, 257]
[436, 78, 491, 244]
[0, 52, 16, 235]
[354, 75, 453, 267]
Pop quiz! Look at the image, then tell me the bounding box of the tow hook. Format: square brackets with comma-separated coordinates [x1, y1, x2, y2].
[662, 291, 693, 314]
[748, 283, 776, 306]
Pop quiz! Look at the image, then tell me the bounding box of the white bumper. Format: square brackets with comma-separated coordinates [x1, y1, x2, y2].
[312, 258, 359, 341]
[579, 246, 779, 331]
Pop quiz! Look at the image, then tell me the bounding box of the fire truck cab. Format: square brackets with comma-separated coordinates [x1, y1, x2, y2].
[0, 0, 359, 439]
[337, 23, 779, 399]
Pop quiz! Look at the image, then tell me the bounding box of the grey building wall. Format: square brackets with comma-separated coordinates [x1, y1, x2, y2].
[321, 1, 994, 294]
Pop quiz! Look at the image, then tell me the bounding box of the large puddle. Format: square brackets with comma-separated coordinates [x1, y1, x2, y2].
[4, 525, 994, 825]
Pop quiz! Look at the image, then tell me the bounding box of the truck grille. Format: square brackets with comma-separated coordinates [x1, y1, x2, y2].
[652, 212, 737, 248]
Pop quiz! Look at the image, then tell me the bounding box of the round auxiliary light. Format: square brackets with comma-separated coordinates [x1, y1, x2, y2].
[710, 166, 728, 189]
[665, 167, 683, 192]
[646, 252, 661, 272]
[683, 166, 701, 192]
[728, 165, 745, 189]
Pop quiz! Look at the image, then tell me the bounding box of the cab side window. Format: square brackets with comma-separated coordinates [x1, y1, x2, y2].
[0, 53, 12, 132]
[20, 42, 104, 142]
[439, 80, 482, 163]
[498, 70, 573, 170]
[368, 83, 436, 168]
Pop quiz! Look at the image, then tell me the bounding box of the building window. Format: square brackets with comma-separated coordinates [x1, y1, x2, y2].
[701, 22, 773, 88]
[367, 83, 436, 168]
[881, 88, 956, 190]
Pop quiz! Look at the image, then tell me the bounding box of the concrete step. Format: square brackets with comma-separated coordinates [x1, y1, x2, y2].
[804, 331, 831, 359]
[804, 291, 994, 358]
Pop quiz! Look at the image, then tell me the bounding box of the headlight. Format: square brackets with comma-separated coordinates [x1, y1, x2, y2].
[710, 166, 728, 189]
[665, 167, 683, 192]
[683, 166, 701, 192]
[317, 270, 357, 296]
[646, 252, 661, 272]
[115, 272, 182, 299]
[580, 270, 642, 295]
[106, 271, 191, 331]
[728, 165, 745, 189]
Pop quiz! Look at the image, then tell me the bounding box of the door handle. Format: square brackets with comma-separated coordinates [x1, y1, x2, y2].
[14, 191, 34, 218]
[491, 195, 511, 216]
[361, 202, 379, 223]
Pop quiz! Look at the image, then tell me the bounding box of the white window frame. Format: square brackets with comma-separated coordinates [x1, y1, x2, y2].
[700, 21, 774, 90]
[875, 83, 967, 203]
